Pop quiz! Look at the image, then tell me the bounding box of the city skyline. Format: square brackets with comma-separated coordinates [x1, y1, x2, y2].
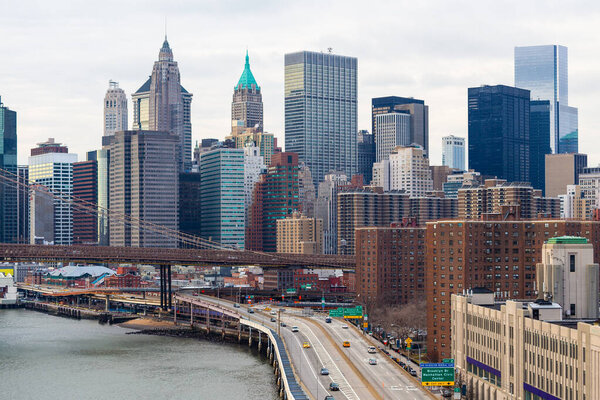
[2, 1, 600, 167]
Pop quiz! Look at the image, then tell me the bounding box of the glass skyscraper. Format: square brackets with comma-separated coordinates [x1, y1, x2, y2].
[0, 96, 17, 243]
[529, 100, 552, 192]
[515, 45, 577, 153]
[468, 85, 530, 183]
[285, 51, 357, 186]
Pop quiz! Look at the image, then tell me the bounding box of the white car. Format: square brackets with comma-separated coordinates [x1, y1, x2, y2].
[342, 325, 349, 329]
[291, 326, 299, 332]
[367, 346, 377, 354]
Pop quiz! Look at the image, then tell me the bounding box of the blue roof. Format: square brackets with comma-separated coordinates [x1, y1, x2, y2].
[48, 266, 116, 279]
[235, 50, 260, 90]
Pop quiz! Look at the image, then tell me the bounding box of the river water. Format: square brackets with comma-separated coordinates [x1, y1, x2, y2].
[0, 309, 278, 400]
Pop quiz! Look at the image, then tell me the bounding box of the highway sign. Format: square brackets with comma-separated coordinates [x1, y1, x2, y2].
[420, 363, 455, 368]
[443, 359, 455, 364]
[421, 366, 455, 387]
[329, 309, 344, 317]
[286, 288, 297, 294]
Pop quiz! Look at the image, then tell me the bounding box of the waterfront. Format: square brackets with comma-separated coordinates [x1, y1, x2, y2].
[0, 309, 278, 400]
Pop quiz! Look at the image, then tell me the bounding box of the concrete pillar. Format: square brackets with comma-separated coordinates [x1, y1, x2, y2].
[190, 304, 194, 326]
[105, 295, 110, 312]
[206, 307, 210, 333]
[248, 327, 252, 347]
[258, 332, 262, 352]
[173, 298, 177, 325]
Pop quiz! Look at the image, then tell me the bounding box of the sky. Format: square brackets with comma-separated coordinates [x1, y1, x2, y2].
[1, 0, 600, 167]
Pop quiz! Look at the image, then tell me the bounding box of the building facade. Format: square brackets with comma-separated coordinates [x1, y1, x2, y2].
[357, 130, 375, 184]
[72, 160, 98, 245]
[276, 212, 323, 254]
[515, 45, 578, 154]
[0, 96, 17, 244]
[314, 172, 352, 254]
[200, 147, 245, 249]
[375, 112, 411, 162]
[285, 51, 357, 186]
[441, 135, 465, 171]
[529, 100, 552, 193]
[468, 85, 530, 183]
[109, 130, 178, 248]
[545, 153, 588, 198]
[372, 96, 429, 154]
[16, 166, 29, 243]
[132, 38, 193, 171]
[243, 144, 265, 230]
[388, 145, 433, 196]
[232, 51, 263, 133]
[103, 80, 128, 137]
[87, 149, 110, 246]
[178, 172, 202, 240]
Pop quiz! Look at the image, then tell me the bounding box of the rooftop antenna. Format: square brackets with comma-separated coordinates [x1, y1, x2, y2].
[327, 47, 333, 54]
[164, 17, 167, 40]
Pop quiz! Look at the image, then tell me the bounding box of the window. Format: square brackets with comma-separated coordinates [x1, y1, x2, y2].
[570, 254, 575, 272]
[570, 304, 576, 316]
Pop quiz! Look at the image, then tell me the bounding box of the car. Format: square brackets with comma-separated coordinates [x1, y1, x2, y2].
[291, 326, 299, 332]
[399, 361, 406, 368]
[409, 369, 418, 377]
[368, 358, 378, 365]
[248, 308, 255, 313]
[342, 325, 349, 329]
[324, 396, 334, 400]
[270, 317, 276, 322]
[233, 303, 240, 308]
[303, 341, 311, 348]
[270, 311, 276, 315]
[367, 346, 376, 354]
[342, 341, 350, 347]
[329, 382, 340, 391]
[320, 367, 329, 375]
[264, 307, 271, 311]
[442, 389, 453, 398]
[280, 322, 287, 327]
[325, 317, 332, 323]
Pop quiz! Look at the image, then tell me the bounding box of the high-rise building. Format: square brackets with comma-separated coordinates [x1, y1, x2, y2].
[515, 45, 578, 153]
[529, 100, 552, 192]
[388, 145, 433, 196]
[227, 128, 276, 166]
[442, 170, 482, 198]
[441, 135, 465, 171]
[243, 144, 265, 230]
[314, 172, 351, 254]
[28, 139, 77, 245]
[372, 96, 429, 154]
[356, 226, 425, 305]
[200, 147, 245, 249]
[572, 167, 600, 220]
[103, 80, 128, 137]
[132, 38, 193, 171]
[87, 149, 110, 246]
[375, 112, 411, 162]
[16, 166, 29, 243]
[72, 160, 98, 245]
[0, 96, 17, 244]
[544, 153, 587, 198]
[109, 131, 178, 248]
[357, 130, 375, 184]
[425, 218, 600, 362]
[285, 51, 357, 186]
[468, 85, 530, 183]
[430, 165, 455, 191]
[298, 162, 316, 218]
[276, 212, 323, 254]
[178, 172, 202, 240]
[232, 51, 263, 133]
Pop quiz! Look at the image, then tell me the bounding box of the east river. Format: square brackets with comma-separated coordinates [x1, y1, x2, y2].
[0, 309, 278, 400]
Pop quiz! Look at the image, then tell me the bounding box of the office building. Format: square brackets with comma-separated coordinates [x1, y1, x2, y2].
[458, 179, 561, 220]
[103, 80, 128, 136]
[357, 130, 375, 184]
[468, 85, 530, 183]
[132, 38, 193, 171]
[441, 135, 465, 171]
[227, 128, 276, 166]
[338, 188, 456, 255]
[515, 45, 579, 153]
[371, 160, 390, 191]
[442, 170, 482, 198]
[545, 153, 587, 197]
[355, 226, 425, 305]
[430, 165, 456, 191]
[87, 149, 110, 246]
[276, 212, 323, 254]
[17, 166, 29, 243]
[425, 218, 600, 362]
[372, 96, 429, 154]
[231, 51, 263, 133]
[570, 167, 600, 220]
[529, 100, 552, 192]
[28, 139, 77, 245]
[243, 144, 265, 230]
[178, 172, 202, 239]
[200, 147, 245, 249]
[388, 145, 433, 196]
[109, 130, 178, 248]
[314, 172, 352, 254]
[0, 97, 17, 244]
[375, 112, 411, 162]
[285, 51, 357, 186]
[298, 162, 316, 218]
[72, 160, 98, 245]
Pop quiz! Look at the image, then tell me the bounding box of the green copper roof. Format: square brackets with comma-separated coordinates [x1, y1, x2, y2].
[547, 236, 588, 244]
[235, 50, 260, 90]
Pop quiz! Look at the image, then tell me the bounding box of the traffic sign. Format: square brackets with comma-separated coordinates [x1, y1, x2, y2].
[421, 366, 455, 387]
[363, 322, 368, 328]
[443, 358, 455, 364]
[405, 338, 413, 345]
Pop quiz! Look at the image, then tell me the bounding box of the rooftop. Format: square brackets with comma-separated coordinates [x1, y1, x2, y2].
[547, 236, 588, 244]
[235, 51, 260, 90]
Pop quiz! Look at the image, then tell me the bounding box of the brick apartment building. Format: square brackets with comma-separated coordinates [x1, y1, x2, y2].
[425, 215, 600, 362]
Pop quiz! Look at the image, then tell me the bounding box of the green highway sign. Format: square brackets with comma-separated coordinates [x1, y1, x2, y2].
[443, 359, 455, 364]
[286, 288, 297, 294]
[421, 366, 455, 387]
[328, 306, 364, 319]
[329, 309, 344, 317]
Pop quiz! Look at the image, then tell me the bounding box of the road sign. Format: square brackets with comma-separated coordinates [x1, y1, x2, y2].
[420, 363, 454, 368]
[286, 288, 297, 294]
[443, 358, 455, 364]
[454, 387, 461, 399]
[363, 322, 368, 328]
[421, 366, 455, 387]
[329, 308, 344, 317]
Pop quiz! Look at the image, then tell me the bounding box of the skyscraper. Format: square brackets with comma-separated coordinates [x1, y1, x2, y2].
[72, 160, 98, 245]
[515, 45, 578, 153]
[468, 85, 530, 183]
[132, 38, 193, 171]
[371, 96, 429, 154]
[285, 51, 357, 186]
[357, 130, 375, 184]
[28, 139, 77, 245]
[0, 96, 17, 244]
[103, 81, 128, 136]
[441, 135, 465, 171]
[200, 147, 245, 249]
[16, 166, 29, 243]
[109, 130, 178, 248]
[243, 144, 265, 231]
[87, 149, 110, 246]
[529, 100, 552, 192]
[232, 51, 263, 133]
[388, 146, 433, 196]
[375, 112, 411, 162]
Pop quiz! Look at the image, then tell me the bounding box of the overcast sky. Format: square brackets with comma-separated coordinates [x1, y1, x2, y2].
[1, 0, 599, 167]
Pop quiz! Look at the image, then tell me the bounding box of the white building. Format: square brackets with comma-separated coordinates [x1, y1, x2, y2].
[388, 145, 432, 196]
[559, 184, 576, 219]
[314, 172, 349, 254]
[243, 144, 265, 228]
[441, 135, 465, 171]
[28, 140, 77, 245]
[0, 272, 17, 305]
[103, 80, 128, 136]
[371, 160, 390, 191]
[375, 112, 410, 162]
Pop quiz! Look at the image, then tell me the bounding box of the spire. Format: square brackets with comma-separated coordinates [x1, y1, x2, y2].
[159, 36, 173, 62]
[235, 50, 260, 91]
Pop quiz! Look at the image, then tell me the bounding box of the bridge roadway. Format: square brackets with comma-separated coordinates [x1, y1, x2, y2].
[196, 295, 434, 400]
[0, 244, 354, 269]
